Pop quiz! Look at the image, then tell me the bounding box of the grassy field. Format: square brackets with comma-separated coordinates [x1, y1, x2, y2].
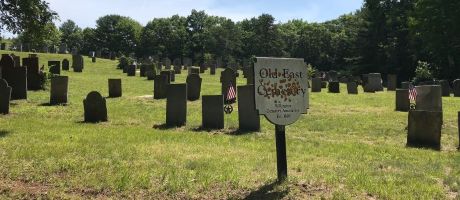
[0, 50, 459, 199]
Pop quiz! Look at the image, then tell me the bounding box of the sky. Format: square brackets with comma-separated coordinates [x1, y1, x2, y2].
[2, 0, 363, 37]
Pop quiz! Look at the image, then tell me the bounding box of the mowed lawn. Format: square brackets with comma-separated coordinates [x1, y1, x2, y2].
[0, 50, 459, 199]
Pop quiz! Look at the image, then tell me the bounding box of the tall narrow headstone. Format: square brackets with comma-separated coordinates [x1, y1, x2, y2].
[108, 79, 122, 98]
[173, 58, 182, 74]
[407, 110, 442, 150]
[237, 85, 260, 131]
[395, 89, 410, 112]
[62, 59, 70, 71]
[50, 76, 68, 105]
[166, 84, 187, 127]
[23, 57, 41, 90]
[154, 74, 169, 99]
[83, 91, 108, 122]
[311, 78, 322, 92]
[186, 74, 202, 101]
[453, 79, 460, 97]
[72, 55, 84, 72]
[202, 95, 224, 129]
[0, 79, 12, 114]
[387, 74, 397, 91]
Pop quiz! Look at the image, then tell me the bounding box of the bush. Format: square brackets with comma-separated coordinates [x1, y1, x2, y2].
[413, 61, 433, 84]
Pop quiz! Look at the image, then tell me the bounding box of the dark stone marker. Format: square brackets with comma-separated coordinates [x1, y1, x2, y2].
[146, 70, 156, 80]
[162, 58, 171, 70]
[1, 55, 27, 100]
[92, 57, 96, 63]
[173, 58, 182, 74]
[127, 65, 136, 76]
[50, 76, 68, 105]
[199, 63, 206, 73]
[321, 81, 328, 88]
[11, 55, 20, 67]
[108, 79, 122, 98]
[415, 85, 442, 112]
[364, 73, 383, 92]
[347, 82, 358, 94]
[328, 81, 340, 93]
[401, 81, 410, 89]
[210, 62, 216, 75]
[188, 67, 200, 75]
[237, 85, 260, 131]
[202, 95, 224, 129]
[395, 89, 410, 112]
[407, 110, 442, 150]
[387, 74, 397, 91]
[453, 79, 460, 97]
[220, 68, 238, 97]
[0, 43, 5, 50]
[439, 80, 451, 97]
[48, 61, 61, 75]
[154, 74, 169, 99]
[23, 57, 41, 90]
[83, 91, 108, 123]
[311, 78, 322, 92]
[139, 65, 148, 77]
[0, 79, 12, 114]
[62, 59, 70, 71]
[72, 54, 84, 72]
[166, 84, 187, 127]
[186, 74, 202, 101]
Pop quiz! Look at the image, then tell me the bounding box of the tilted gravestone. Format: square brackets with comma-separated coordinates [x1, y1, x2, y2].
[415, 85, 442, 112]
[62, 59, 70, 71]
[48, 60, 61, 75]
[127, 65, 136, 76]
[162, 58, 171, 70]
[364, 73, 383, 92]
[387, 74, 397, 91]
[347, 81, 358, 94]
[166, 84, 187, 127]
[108, 79, 122, 98]
[311, 78, 322, 92]
[202, 95, 224, 129]
[23, 57, 41, 90]
[453, 79, 460, 97]
[50, 76, 68, 105]
[0, 79, 12, 114]
[407, 110, 442, 150]
[83, 91, 108, 123]
[173, 58, 182, 74]
[328, 81, 340, 93]
[401, 81, 410, 89]
[154, 74, 170, 99]
[220, 68, 238, 97]
[72, 54, 84, 72]
[439, 80, 451, 97]
[186, 74, 202, 101]
[395, 89, 410, 112]
[188, 67, 200, 75]
[1, 54, 27, 100]
[238, 85, 260, 132]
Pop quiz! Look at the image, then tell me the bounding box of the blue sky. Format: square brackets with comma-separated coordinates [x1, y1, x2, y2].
[2, 0, 363, 37]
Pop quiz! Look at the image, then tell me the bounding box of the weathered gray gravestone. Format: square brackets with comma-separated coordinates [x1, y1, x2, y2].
[83, 91, 108, 123]
[328, 81, 340, 93]
[364, 73, 383, 92]
[395, 89, 410, 112]
[238, 85, 260, 131]
[311, 78, 322, 92]
[50, 76, 68, 105]
[173, 58, 182, 74]
[72, 55, 84, 72]
[62, 59, 70, 71]
[154, 74, 169, 99]
[453, 79, 460, 97]
[108, 79, 122, 98]
[415, 85, 442, 112]
[183, 57, 192, 70]
[127, 65, 136, 76]
[439, 80, 451, 97]
[202, 95, 224, 129]
[407, 110, 442, 150]
[166, 84, 187, 127]
[0, 79, 12, 114]
[387, 74, 397, 91]
[220, 68, 238, 97]
[347, 81, 358, 94]
[186, 74, 202, 101]
[48, 61, 61, 75]
[1, 54, 27, 100]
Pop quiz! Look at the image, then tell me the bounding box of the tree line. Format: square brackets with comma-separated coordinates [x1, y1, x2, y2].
[1, 0, 459, 81]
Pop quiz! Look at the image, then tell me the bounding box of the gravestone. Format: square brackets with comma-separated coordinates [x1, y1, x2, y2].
[407, 110, 442, 150]
[210, 61, 216, 75]
[11, 54, 20, 68]
[92, 57, 96, 63]
[22, 57, 41, 90]
[0, 79, 12, 114]
[154, 74, 169, 99]
[364, 73, 383, 92]
[166, 84, 187, 127]
[328, 81, 340, 93]
[387, 74, 397, 91]
[238, 85, 260, 131]
[127, 65, 136, 76]
[395, 89, 410, 112]
[161, 70, 175, 82]
[50, 76, 68, 105]
[83, 91, 108, 123]
[401, 81, 410, 89]
[199, 63, 206, 73]
[186, 74, 202, 101]
[173, 58, 182, 74]
[311, 78, 322, 92]
[146, 70, 156, 80]
[72, 54, 84, 72]
[347, 81, 358, 94]
[183, 57, 192, 69]
[0, 43, 5, 50]
[162, 58, 171, 70]
[1, 54, 27, 100]
[62, 59, 70, 71]
[188, 67, 200, 75]
[453, 79, 460, 97]
[202, 95, 224, 129]
[415, 85, 442, 112]
[48, 61, 61, 75]
[439, 80, 451, 97]
[321, 81, 328, 88]
[220, 68, 238, 97]
[108, 79, 122, 98]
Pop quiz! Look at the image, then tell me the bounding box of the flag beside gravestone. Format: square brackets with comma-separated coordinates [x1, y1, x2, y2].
[220, 68, 238, 98]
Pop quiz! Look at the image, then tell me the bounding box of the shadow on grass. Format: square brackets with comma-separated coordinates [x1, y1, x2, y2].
[0, 130, 10, 138]
[243, 181, 288, 200]
[39, 102, 68, 107]
[224, 129, 258, 136]
[153, 123, 183, 130]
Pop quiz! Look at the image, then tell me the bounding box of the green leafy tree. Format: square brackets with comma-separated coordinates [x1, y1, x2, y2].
[15, 22, 60, 50]
[59, 19, 83, 51]
[81, 27, 97, 54]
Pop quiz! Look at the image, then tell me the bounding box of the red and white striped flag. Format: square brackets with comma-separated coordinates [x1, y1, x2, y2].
[409, 84, 417, 102]
[226, 83, 236, 103]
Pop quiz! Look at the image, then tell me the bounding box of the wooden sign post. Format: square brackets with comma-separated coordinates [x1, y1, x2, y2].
[254, 57, 309, 182]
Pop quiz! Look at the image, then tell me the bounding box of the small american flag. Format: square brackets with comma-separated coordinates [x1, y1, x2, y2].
[226, 82, 236, 104]
[409, 84, 417, 102]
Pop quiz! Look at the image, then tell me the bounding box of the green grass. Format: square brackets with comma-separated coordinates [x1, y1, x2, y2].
[0, 50, 459, 199]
